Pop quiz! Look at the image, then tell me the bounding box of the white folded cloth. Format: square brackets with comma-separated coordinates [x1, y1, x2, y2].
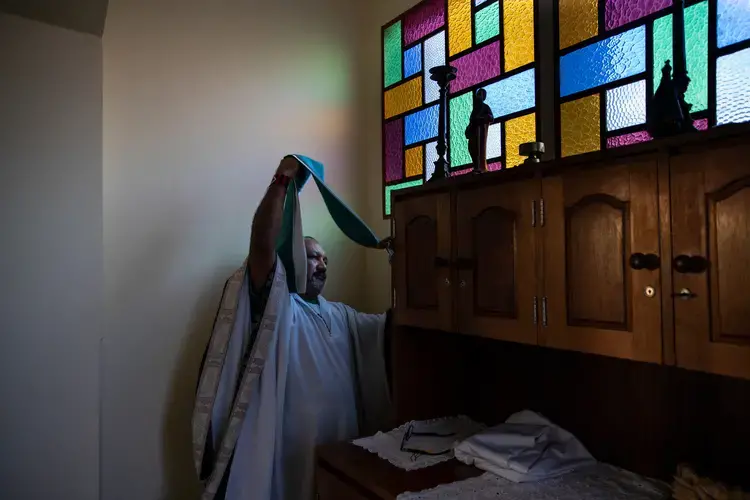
[453, 410, 596, 482]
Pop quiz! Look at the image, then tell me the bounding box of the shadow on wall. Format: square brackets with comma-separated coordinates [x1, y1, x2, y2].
[161, 273, 233, 500]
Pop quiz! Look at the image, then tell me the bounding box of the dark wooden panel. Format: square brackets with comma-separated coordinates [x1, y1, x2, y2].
[317, 443, 481, 500]
[671, 144, 750, 379]
[707, 176, 750, 344]
[391, 327, 750, 490]
[565, 194, 629, 329]
[405, 216, 438, 309]
[473, 207, 516, 317]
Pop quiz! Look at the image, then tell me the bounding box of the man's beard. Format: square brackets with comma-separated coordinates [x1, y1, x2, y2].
[305, 273, 326, 295]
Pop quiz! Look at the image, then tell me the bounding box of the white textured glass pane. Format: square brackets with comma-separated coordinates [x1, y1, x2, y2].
[475, 0, 491, 5]
[424, 31, 446, 104]
[484, 68, 536, 118]
[606, 80, 647, 131]
[487, 123, 503, 158]
[425, 141, 439, 180]
[717, 47, 750, 125]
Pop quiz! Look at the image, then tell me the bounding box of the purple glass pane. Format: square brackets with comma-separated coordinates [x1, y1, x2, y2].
[488, 162, 503, 171]
[606, 130, 652, 148]
[450, 41, 501, 93]
[404, 0, 446, 45]
[452, 168, 473, 176]
[694, 118, 709, 130]
[605, 0, 672, 31]
[385, 119, 404, 181]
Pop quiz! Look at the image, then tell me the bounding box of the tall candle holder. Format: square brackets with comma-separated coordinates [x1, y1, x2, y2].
[428, 65, 457, 182]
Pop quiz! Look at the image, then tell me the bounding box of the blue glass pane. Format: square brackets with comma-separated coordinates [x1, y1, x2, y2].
[484, 68, 536, 118]
[404, 45, 423, 78]
[716, 47, 750, 125]
[424, 31, 446, 103]
[560, 26, 646, 97]
[606, 80, 647, 131]
[717, 0, 750, 48]
[405, 105, 440, 145]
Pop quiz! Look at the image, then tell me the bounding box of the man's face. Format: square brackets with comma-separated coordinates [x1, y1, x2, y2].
[304, 238, 327, 297]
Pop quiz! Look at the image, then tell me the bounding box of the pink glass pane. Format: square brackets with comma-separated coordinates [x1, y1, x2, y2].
[694, 118, 709, 130]
[404, 0, 446, 45]
[385, 119, 404, 181]
[607, 130, 652, 148]
[452, 163, 501, 175]
[450, 41, 501, 93]
[605, 0, 672, 31]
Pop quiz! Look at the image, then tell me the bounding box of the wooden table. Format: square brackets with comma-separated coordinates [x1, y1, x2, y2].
[316, 442, 482, 499]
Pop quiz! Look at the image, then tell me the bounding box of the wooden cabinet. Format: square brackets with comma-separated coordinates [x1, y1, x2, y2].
[540, 159, 663, 363]
[391, 133, 750, 380]
[455, 180, 540, 344]
[393, 192, 452, 331]
[670, 143, 750, 380]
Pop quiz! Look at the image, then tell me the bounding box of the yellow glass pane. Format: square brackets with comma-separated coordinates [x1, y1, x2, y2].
[384, 77, 423, 119]
[505, 112, 536, 169]
[504, 0, 535, 71]
[559, 0, 598, 50]
[405, 146, 424, 177]
[561, 94, 600, 157]
[449, 0, 472, 56]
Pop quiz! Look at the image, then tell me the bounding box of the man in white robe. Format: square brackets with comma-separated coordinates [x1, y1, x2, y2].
[192, 157, 393, 500]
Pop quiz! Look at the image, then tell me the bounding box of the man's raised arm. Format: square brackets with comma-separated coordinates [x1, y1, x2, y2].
[249, 157, 299, 291]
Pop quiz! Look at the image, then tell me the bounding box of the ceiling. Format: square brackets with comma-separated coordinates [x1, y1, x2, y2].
[0, 0, 108, 36]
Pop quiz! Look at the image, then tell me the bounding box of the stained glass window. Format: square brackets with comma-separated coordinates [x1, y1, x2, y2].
[557, 0, 750, 157]
[381, 0, 538, 216]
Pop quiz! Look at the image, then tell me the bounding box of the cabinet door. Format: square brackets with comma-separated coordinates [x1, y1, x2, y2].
[393, 192, 452, 331]
[541, 159, 662, 363]
[671, 143, 750, 380]
[455, 180, 540, 344]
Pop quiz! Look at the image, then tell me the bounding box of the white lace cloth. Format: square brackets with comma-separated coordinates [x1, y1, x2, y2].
[396, 464, 671, 500]
[353, 416, 484, 471]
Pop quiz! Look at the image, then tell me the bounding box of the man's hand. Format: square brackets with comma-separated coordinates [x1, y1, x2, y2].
[277, 157, 300, 179]
[377, 237, 394, 264]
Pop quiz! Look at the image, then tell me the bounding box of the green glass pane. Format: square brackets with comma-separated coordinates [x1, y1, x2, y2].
[475, 1, 500, 45]
[685, 1, 708, 112]
[385, 179, 423, 215]
[652, 14, 672, 94]
[384, 21, 402, 88]
[449, 92, 473, 167]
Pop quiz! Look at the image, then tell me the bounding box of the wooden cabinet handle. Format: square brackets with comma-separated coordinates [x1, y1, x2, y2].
[673, 255, 708, 274]
[629, 253, 660, 271]
[434, 257, 451, 267]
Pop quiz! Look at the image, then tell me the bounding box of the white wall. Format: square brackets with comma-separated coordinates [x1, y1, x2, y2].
[102, 0, 369, 498]
[0, 13, 102, 500]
